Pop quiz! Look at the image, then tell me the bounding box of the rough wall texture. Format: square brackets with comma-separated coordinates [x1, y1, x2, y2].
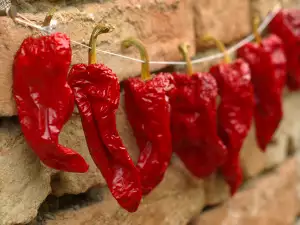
[1, 92, 300, 225]
[0, 0, 195, 116]
[43, 157, 298, 225]
[0, 0, 299, 224]
[192, 158, 298, 225]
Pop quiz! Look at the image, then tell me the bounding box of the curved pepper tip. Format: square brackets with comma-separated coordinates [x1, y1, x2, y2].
[43, 146, 89, 173]
[113, 189, 142, 212]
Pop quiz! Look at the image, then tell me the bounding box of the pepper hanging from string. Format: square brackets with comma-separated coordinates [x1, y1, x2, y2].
[237, 16, 287, 151]
[122, 37, 174, 195]
[6, 5, 282, 66]
[68, 24, 142, 213]
[167, 43, 227, 178]
[204, 36, 254, 195]
[13, 11, 89, 173]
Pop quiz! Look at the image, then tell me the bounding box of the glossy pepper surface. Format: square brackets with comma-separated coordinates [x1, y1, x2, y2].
[210, 58, 254, 195]
[168, 44, 227, 178]
[68, 26, 142, 212]
[269, 9, 300, 90]
[13, 32, 89, 173]
[123, 38, 173, 195]
[237, 34, 286, 151]
[169, 72, 227, 177]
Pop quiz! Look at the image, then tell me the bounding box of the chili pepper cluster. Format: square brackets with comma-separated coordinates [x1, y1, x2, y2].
[12, 9, 299, 212]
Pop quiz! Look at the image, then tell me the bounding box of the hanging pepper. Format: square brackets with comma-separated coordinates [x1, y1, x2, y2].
[237, 17, 287, 151]
[205, 37, 254, 195]
[13, 32, 89, 173]
[269, 9, 300, 90]
[123, 38, 173, 195]
[68, 25, 142, 212]
[168, 43, 227, 178]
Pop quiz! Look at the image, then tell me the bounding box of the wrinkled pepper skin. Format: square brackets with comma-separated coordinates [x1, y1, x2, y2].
[269, 9, 300, 90]
[237, 35, 287, 151]
[124, 74, 173, 195]
[210, 59, 254, 195]
[13, 33, 89, 173]
[168, 72, 227, 178]
[68, 64, 142, 212]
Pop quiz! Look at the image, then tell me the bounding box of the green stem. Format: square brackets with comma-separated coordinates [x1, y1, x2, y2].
[122, 38, 150, 81]
[178, 43, 193, 76]
[202, 35, 231, 64]
[42, 7, 57, 27]
[88, 24, 111, 64]
[252, 15, 262, 44]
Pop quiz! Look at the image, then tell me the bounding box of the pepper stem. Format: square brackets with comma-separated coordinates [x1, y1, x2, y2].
[252, 15, 262, 44]
[122, 38, 151, 81]
[42, 7, 57, 27]
[202, 35, 231, 64]
[178, 43, 193, 76]
[88, 24, 111, 65]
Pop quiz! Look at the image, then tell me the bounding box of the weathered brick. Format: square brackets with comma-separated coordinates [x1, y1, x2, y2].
[250, 0, 299, 19]
[193, 0, 251, 49]
[0, 0, 195, 116]
[45, 179, 205, 225]
[191, 158, 298, 225]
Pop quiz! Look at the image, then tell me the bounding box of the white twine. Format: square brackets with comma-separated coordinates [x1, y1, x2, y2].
[13, 7, 280, 65]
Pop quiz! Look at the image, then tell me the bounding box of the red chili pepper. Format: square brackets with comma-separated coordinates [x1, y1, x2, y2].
[68, 26, 142, 212]
[237, 19, 286, 151]
[269, 9, 300, 90]
[206, 37, 254, 195]
[13, 32, 89, 173]
[123, 38, 173, 195]
[168, 43, 227, 178]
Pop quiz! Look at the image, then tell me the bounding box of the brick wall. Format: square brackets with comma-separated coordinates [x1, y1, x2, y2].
[0, 0, 299, 224]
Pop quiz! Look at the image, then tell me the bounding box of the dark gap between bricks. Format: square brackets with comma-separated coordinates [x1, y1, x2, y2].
[26, 180, 105, 225]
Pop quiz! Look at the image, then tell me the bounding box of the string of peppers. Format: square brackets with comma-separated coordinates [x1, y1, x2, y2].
[12, 8, 299, 212]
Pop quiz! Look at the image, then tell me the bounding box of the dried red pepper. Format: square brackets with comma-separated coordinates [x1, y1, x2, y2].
[168, 43, 227, 178]
[123, 38, 173, 195]
[13, 32, 89, 173]
[206, 37, 254, 195]
[269, 9, 300, 90]
[68, 25, 142, 212]
[237, 18, 287, 151]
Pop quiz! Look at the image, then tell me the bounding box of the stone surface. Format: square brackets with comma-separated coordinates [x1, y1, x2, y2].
[241, 122, 289, 178]
[0, 120, 52, 225]
[1, 0, 289, 116]
[0, 116, 107, 224]
[240, 125, 266, 179]
[240, 92, 300, 178]
[2, 91, 300, 224]
[0, 0, 195, 116]
[203, 173, 229, 206]
[1, 1, 300, 224]
[281, 92, 300, 154]
[45, 168, 205, 225]
[282, 0, 300, 7]
[250, 0, 281, 18]
[142, 157, 204, 204]
[264, 127, 289, 169]
[250, 0, 300, 19]
[191, 157, 298, 225]
[51, 116, 104, 196]
[1, 91, 300, 225]
[194, 0, 251, 49]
